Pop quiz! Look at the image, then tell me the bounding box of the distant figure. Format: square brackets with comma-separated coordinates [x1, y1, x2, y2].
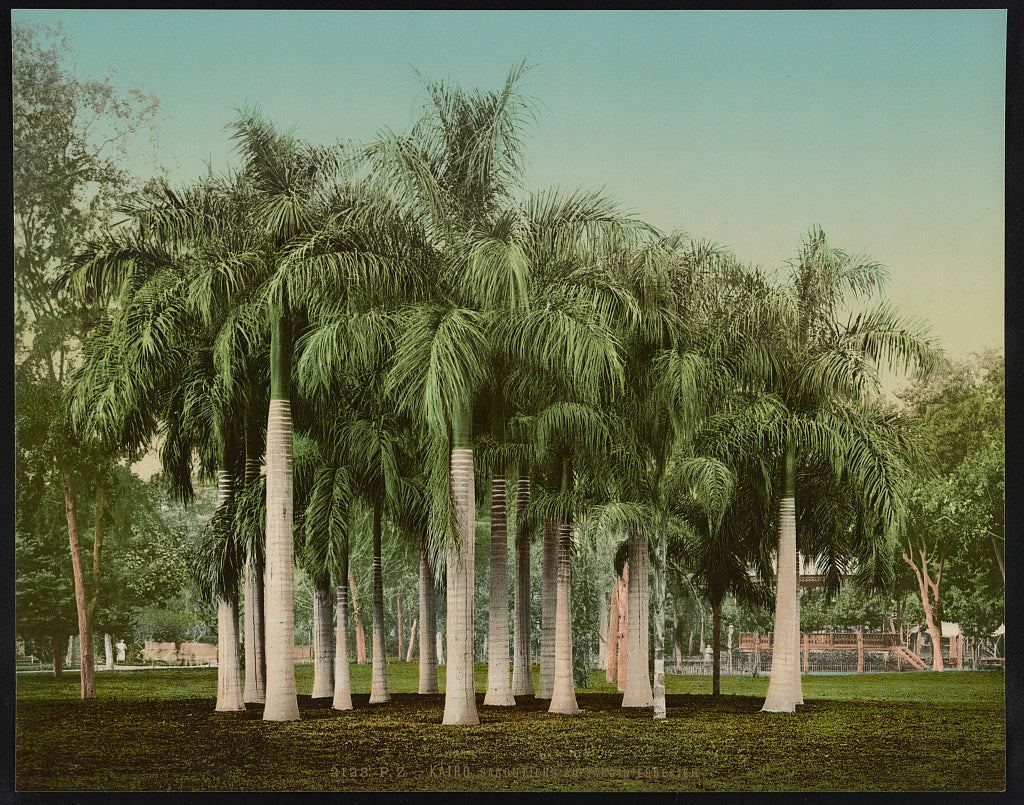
[115, 640, 127, 663]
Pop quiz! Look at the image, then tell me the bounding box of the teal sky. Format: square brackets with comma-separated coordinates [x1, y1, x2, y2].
[13, 9, 1006, 362]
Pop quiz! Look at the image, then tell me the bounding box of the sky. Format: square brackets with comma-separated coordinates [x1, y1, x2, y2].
[13, 9, 1007, 363]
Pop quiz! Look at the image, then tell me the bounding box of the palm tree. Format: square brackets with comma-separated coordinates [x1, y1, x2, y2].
[748, 227, 942, 713]
[510, 476, 534, 696]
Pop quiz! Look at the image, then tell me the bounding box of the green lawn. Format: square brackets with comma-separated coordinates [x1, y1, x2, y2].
[16, 663, 1004, 791]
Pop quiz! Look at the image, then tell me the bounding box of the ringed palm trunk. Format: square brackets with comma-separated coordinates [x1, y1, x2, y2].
[369, 500, 390, 704]
[418, 548, 439, 693]
[711, 599, 722, 697]
[616, 564, 629, 690]
[605, 577, 620, 684]
[333, 580, 353, 710]
[263, 304, 299, 721]
[538, 518, 557, 699]
[484, 474, 514, 705]
[548, 519, 578, 714]
[311, 580, 335, 698]
[442, 409, 479, 726]
[59, 464, 95, 700]
[622, 531, 653, 707]
[511, 476, 534, 696]
[243, 400, 266, 705]
[763, 445, 801, 713]
[215, 470, 245, 712]
[653, 519, 668, 719]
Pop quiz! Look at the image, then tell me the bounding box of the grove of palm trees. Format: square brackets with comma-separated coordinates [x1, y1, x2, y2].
[15, 14, 1005, 793]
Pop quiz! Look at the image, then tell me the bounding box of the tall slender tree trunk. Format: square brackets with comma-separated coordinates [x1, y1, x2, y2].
[485, 474, 514, 705]
[215, 470, 244, 712]
[311, 582, 335, 698]
[711, 599, 722, 697]
[370, 500, 390, 704]
[59, 464, 95, 699]
[103, 634, 114, 670]
[763, 446, 801, 713]
[396, 594, 405, 662]
[418, 548, 439, 693]
[616, 564, 629, 691]
[52, 635, 64, 678]
[653, 518, 668, 719]
[549, 519, 578, 714]
[263, 304, 299, 721]
[857, 626, 865, 673]
[407, 620, 418, 663]
[598, 590, 609, 671]
[442, 422, 479, 725]
[243, 398, 266, 705]
[538, 518, 557, 699]
[511, 477, 534, 696]
[606, 580, 620, 683]
[622, 531, 653, 707]
[349, 570, 367, 664]
[86, 487, 104, 638]
[673, 599, 682, 669]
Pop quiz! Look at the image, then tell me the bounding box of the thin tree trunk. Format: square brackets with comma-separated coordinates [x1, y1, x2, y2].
[538, 518, 557, 699]
[418, 548, 438, 694]
[903, 545, 945, 671]
[349, 570, 367, 664]
[263, 301, 299, 721]
[66, 635, 75, 668]
[60, 464, 95, 699]
[103, 634, 114, 670]
[711, 600, 722, 697]
[406, 620, 418, 663]
[623, 531, 653, 707]
[763, 446, 801, 713]
[605, 579, 620, 684]
[370, 500, 390, 703]
[653, 518, 668, 719]
[333, 579, 353, 710]
[673, 599, 682, 669]
[688, 629, 694, 658]
[549, 519, 578, 714]
[442, 439, 479, 725]
[87, 487, 104, 627]
[598, 590, 609, 671]
[52, 635, 63, 678]
[485, 474, 514, 705]
[990, 533, 1005, 584]
[857, 625, 865, 673]
[511, 477, 534, 696]
[396, 594, 405, 662]
[311, 582, 335, 698]
[616, 564, 629, 691]
[243, 399, 266, 705]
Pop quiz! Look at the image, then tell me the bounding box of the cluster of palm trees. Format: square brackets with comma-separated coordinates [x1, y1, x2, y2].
[61, 63, 940, 724]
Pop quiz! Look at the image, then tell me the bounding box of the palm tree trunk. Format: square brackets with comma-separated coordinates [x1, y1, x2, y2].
[673, 599, 682, 669]
[311, 582, 335, 698]
[396, 594, 405, 662]
[598, 590, 609, 671]
[653, 519, 668, 719]
[549, 519, 579, 714]
[59, 464, 95, 700]
[370, 500, 390, 704]
[605, 582, 619, 683]
[857, 625, 864, 673]
[333, 581, 353, 710]
[538, 518, 557, 699]
[243, 557, 266, 704]
[711, 599, 722, 697]
[418, 548, 439, 693]
[349, 569, 368, 664]
[244, 375, 266, 705]
[622, 531, 653, 707]
[215, 470, 244, 712]
[263, 304, 299, 721]
[511, 476, 534, 696]
[407, 620, 418, 663]
[763, 446, 801, 713]
[484, 474, 514, 705]
[616, 565, 629, 690]
[442, 434, 479, 725]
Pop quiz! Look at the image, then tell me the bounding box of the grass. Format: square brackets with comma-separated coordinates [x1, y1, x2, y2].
[16, 663, 1004, 792]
